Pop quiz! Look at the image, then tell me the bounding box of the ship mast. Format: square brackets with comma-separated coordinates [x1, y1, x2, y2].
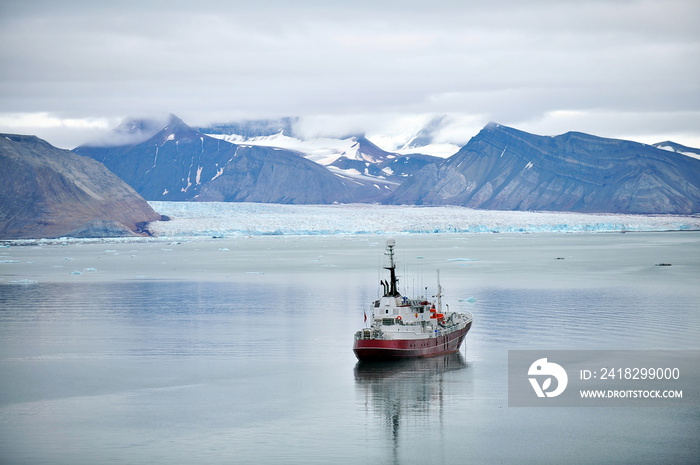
[384, 238, 399, 297]
[436, 269, 443, 313]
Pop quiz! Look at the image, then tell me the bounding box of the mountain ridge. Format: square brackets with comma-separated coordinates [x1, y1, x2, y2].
[74, 115, 700, 214]
[74, 115, 389, 203]
[386, 123, 700, 214]
[0, 133, 162, 239]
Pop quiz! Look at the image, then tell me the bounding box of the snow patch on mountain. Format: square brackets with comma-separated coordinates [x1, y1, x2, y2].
[207, 132, 357, 165]
[203, 114, 466, 159]
[654, 142, 700, 161]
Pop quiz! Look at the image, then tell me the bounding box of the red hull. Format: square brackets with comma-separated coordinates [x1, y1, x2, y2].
[353, 321, 472, 361]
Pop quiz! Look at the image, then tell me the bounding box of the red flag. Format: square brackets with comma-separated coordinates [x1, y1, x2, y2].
[364, 311, 367, 323]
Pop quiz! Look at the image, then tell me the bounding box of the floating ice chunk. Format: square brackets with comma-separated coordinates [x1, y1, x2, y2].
[245, 271, 265, 275]
[71, 270, 82, 275]
[64, 257, 73, 261]
[0, 259, 19, 263]
[447, 258, 477, 262]
[459, 297, 477, 303]
[218, 248, 230, 251]
[6, 279, 38, 285]
[83, 267, 98, 272]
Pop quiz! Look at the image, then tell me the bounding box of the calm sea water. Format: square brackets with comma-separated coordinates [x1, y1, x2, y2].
[1, 233, 699, 464]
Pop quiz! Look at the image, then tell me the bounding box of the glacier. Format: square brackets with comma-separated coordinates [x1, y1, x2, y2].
[147, 202, 700, 238]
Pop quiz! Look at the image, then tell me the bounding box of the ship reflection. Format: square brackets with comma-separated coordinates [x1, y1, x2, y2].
[354, 353, 468, 464]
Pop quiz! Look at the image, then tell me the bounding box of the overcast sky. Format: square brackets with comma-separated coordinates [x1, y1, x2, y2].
[1, 0, 699, 150]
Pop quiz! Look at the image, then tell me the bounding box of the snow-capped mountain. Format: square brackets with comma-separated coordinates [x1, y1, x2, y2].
[326, 136, 440, 182]
[74, 115, 388, 203]
[0, 133, 162, 239]
[200, 115, 462, 159]
[72, 115, 700, 215]
[388, 123, 700, 214]
[200, 120, 442, 188]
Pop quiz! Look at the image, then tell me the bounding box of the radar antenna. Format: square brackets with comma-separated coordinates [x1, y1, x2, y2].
[383, 238, 400, 297]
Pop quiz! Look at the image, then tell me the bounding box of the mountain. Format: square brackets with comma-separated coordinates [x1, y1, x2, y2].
[0, 134, 162, 239]
[397, 114, 451, 150]
[72, 116, 700, 214]
[387, 123, 700, 214]
[328, 136, 440, 180]
[74, 115, 384, 203]
[196, 121, 442, 192]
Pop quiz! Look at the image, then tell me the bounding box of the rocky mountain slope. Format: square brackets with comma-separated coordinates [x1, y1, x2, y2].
[387, 123, 700, 214]
[0, 134, 162, 239]
[75, 115, 387, 203]
[73, 115, 700, 215]
[199, 126, 439, 189]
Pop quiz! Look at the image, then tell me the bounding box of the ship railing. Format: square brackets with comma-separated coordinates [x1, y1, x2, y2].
[354, 329, 384, 340]
[434, 314, 472, 338]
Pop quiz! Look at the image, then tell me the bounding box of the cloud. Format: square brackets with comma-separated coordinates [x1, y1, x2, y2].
[0, 113, 118, 149]
[0, 0, 698, 148]
[516, 109, 700, 147]
[0, 112, 111, 130]
[79, 115, 173, 147]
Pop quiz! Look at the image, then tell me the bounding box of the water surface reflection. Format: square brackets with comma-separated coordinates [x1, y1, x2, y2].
[355, 353, 469, 464]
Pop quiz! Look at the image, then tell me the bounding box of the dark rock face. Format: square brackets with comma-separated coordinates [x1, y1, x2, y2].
[0, 134, 162, 239]
[195, 144, 362, 203]
[388, 123, 700, 214]
[75, 115, 375, 203]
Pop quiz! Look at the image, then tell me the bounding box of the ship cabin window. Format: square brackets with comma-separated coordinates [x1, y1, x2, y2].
[382, 318, 395, 326]
[374, 301, 380, 308]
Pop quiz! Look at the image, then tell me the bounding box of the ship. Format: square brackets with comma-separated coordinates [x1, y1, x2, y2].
[353, 238, 473, 361]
